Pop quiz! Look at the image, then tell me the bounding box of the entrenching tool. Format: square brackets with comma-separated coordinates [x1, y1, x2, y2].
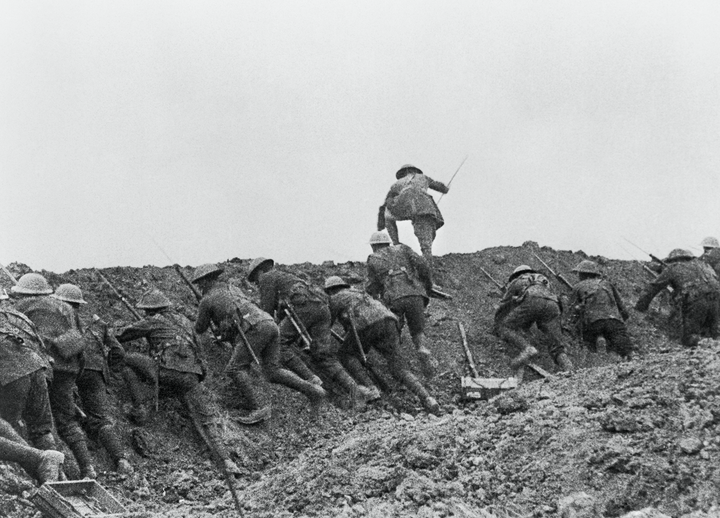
[457, 321, 517, 400]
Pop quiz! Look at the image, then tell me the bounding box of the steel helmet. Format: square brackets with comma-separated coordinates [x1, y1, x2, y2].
[396, 164, 423, 180]
[369, 231, 392, 245]
[11, 273, 53, 295]
[52, 283, 86, 304]
[665, 249, 694, 263]
[136, 289, 171, 310]
[324, 276, 350, 291]
[509, 265, 535, 281]
[247, 258, 274, 282]
[572, 260, 600, 276]
[191, 263, 223, 283]
[701, 237, 720, 249]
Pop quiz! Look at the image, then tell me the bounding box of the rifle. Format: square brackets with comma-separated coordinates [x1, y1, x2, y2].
[0, 262, 18, 284]
[429, 286, 453, 300]
[232, 309, 261, 366]
[531, 253, 574, 291]
[622, 237, 667, 267]
[173, 264, 203, 303]
[346, 312, 367, 365]
[480, 267, 505, 293]
[94, 269, 143, 320]
[281, 299, 312, 351]
[93, 269, 159, 411]
[437, 155, 468, 205]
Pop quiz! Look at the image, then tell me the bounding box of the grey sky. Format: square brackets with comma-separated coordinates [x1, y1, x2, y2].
[2, 1, 719, 272]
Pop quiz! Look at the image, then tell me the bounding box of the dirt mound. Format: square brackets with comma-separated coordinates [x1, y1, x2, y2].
[1, 243, 716, 517]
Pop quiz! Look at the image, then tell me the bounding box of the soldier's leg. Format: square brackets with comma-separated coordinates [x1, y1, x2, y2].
[384, 207, 400, 245]
[600, 319, 634, 358]
[536, 301, 573, 371]
[180, 375, 239, 473]
[21, 370, 57, 451]
[256, 321, 326, 403]
[681, 298, 708, 347]
[76, 371, 131, 473]
[278, 317, 322, 384]
[122, 353, 157, 425]
[225, 328, 267, 419]
[395, 296, 437, 376]
[412, 215, 437, 270]
[0, 418, 64, 483]
[299, 303, 361, 397]
[500, 303, 540, 369]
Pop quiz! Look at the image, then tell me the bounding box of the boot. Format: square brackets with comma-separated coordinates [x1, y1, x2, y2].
[232, 370, 271, 423]
[36, 450, 65, 483]
[555, 352, 574, 372]
[417, 347, 438, 378]
[283, 354, 317, 382]
[422, 396, 441, 416]
[66, 437, 95, 479]
[270, 368, 327, 404]
[510, 345, 538, 370]
[97, 425, 126, 468]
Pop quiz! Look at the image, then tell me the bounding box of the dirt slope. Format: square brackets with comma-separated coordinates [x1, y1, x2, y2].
[1, 243, 718, 517]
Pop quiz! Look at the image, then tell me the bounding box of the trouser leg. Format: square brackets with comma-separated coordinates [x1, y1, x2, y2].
[278, 318, 319, 381]
[182, 381, 230, 463]
[384, 208, 400, 245]
[49, 371, 94, 475]
[413, 215, 437, 270]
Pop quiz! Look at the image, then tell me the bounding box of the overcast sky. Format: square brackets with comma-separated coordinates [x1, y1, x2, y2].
[2, 1, 719, 272]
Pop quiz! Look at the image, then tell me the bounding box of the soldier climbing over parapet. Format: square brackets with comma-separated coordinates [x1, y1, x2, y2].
[13, 273, 97, 479]
[115, 288, 241, 475]
[247, 258, 375, 405]
[192, 263, 327, 423]
[324, 276, 440, 415]
[365, 230, 439, 377]
[635, 249, 720, 347]
[378, 164, 449, 271]
[566, 260, 634, 360]
[494, 265, 574, 374]
[53, 284, 133, 474]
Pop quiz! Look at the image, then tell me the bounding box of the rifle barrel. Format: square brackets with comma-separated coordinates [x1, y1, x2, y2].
[0, 262, 18, 284]
[94, 269, 142, 321]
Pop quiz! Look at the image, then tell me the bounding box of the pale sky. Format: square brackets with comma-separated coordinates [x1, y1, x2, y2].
[2, 1, 719, 272]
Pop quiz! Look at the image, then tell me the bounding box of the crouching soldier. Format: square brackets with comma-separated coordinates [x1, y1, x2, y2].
[192, 264, 327, 424]
[365, 231, 438, 376]
[247, 258, 374, 403]
[324, 276, 440, 415]
[495, 265, 573, 373]
[116, 289, 240, 474]
[567, 261, 633, 359]
[0, 299, 64, 482]
[635, 249, 720, 347]
[53, 284, 133, 474]
[13, 273, 97, 479]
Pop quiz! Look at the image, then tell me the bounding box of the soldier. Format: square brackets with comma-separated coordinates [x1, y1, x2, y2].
[567, 261, 633, 359]
[192, 264, 327, 423]
[378, 164, 448, 269]
[365, 231, 438, 376]
[700, 237, 720, 277]
[324, 276, 440, 415]
[0, 417, 64, 484]
[635, 249, 720, 346]
[13, 273, 97, 479]
[53, 284, 133, 474]
[0, 293, 65, 483]
[494, 265, 573, 372]
[115, 289, 240, 474]
[246, 258, 374, 404]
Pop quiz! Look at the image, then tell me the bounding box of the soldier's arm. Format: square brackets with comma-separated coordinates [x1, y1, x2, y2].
[427, 177, 449, 194]
[365, 261, 382, 298]
[258, 276, 277, 315]
[114, 319, 151, 343]
[634, 270, 672, 312]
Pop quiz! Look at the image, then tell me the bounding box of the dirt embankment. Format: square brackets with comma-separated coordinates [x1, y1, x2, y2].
[1, 243, 718, 518]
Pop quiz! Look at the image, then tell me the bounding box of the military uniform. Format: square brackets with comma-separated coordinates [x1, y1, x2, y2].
[256, 270, 360, 396]
[700, 248, 720, 278]
[327, 285, 438, 413]
[76, 315, 129, 468]
[568, 277, 633, 357]
[366, 243, 437, 373]
[495, 270, 571, 370]
[0, 308, 55, 451]
[0, 417, 64, 484]
[116, 307, 234, 467]
[14, 295, 96, 477]
[195, 282, 325, 413]
[381, 167, 448, 267]
[635, 257, 720, 346]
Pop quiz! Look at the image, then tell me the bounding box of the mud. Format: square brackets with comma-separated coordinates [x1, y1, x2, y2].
[1, 243, 718, 517]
